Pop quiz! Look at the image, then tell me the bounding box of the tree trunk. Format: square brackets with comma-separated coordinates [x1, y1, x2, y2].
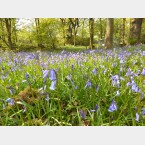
[89, 18, 94, 49]
[69, 18, 79, 46]
[60, 18, 66, 46]
[122, 18, 126, 45]
[105, 18, 114, 49]
[99, 18, 103, 39]
[81, 18, 85, 46]
[5, 18, 13, 49]
[35, 18, 44, 48]
[129, 18, 143, 45]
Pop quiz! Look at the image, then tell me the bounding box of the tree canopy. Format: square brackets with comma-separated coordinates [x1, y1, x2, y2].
[0, 18, 144, 50]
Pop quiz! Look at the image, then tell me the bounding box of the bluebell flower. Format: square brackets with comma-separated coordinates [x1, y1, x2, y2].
[141, 108, 145, 115]
[84, 80, 92, 89]
[111, 75, 120, 87]
[116, 90, 120, 96]
[75, 86, 78, 90]
[43, 70, 49, 79]
[141, 68, 145, 76]
[23, 106, 27, 113]
[134, 106, 137, 111]
[112, 63, 117, 67]
[80, 110, 86, 120]
[126, 68, 133, 76]
[142, 51, 145, 56]
[3, 104, 6, 110]
[103, 69, 107, 74]
[95, 85, 99, 92]
[66, 74, 72, 81]
[14, 58, 18, 64]
[50, 80, 56, 90]
[135, 113, 140, 122]
[50, 69, 57, 81]
[92, 68, 97, 75]
[9, 90, 13, 95]
[136, 70, 141, 75]
[108, 100, 117, 112]
[6, 98, 15, 106]
[45, 94, 50, 101]
[90, 105, 100, 112]
[120, 59, 124, 64]
[25, 73, 29, 80]
[71, 64, 74, 70]
[141, 93, 144, 99]
[131, 84, 140, 93]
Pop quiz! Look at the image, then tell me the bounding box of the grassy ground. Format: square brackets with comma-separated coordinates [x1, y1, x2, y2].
[0, 45, 145, 126]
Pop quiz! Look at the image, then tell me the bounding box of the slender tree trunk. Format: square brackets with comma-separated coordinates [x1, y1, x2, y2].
[60, 18, 66, 46]
[129, 18, 143, 45]
[105, 18, 114, 49]
[89, 18, 94, 49]
[81, 19, 85, 46]
[5, 18, 13, 49]
[12, 18, 17, 47]
[69, 18, 79, 46]
[35, 18, 44, 48]
[99, 18, 103, 39]
[73, 27, 76, 46]
[122, 18, 126, 45]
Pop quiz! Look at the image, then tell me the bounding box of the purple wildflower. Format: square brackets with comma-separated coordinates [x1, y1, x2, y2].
[50, 69, 57, 81]
[14, 58, 18, 64]
[126, 82, 132, 86]
[43, 70, 49, 79]
[103, 69, 107, 74]
[84, 80, 92, 89]
[141, 93, 144, 99]
[9, 90, 13, 95]
[111, 75, 120, 87]
[131, 84, 140, 93]
[66, 74, 72, 81]
[141, 108, 145, 115]
[50, 80, 56, 90]
[3, 104, 6, 110]
[71, 64, 74, 70]
[45, 94, 50, 101]
[126, 68, 133, 76]
[95, 105, 99, 110]
[90, 105, 100, 112]
[95, 85, 99, 92]
[25, 73, 29, 80]
[116, 90, 120, 96]
[135, 113, 140, 122]
[80, 110, 86, 120]
[120, 59, 124, 64]
[134, 106, 137, 111]
[92, 68, 97, 75]
[141, 68, 145, 76]
[108, 100, 117, 112]
[75, 86, 78, 89]
[142, 51, 145, 56]
[6, 98, 15, 106]
[23, 106, 27, 113]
